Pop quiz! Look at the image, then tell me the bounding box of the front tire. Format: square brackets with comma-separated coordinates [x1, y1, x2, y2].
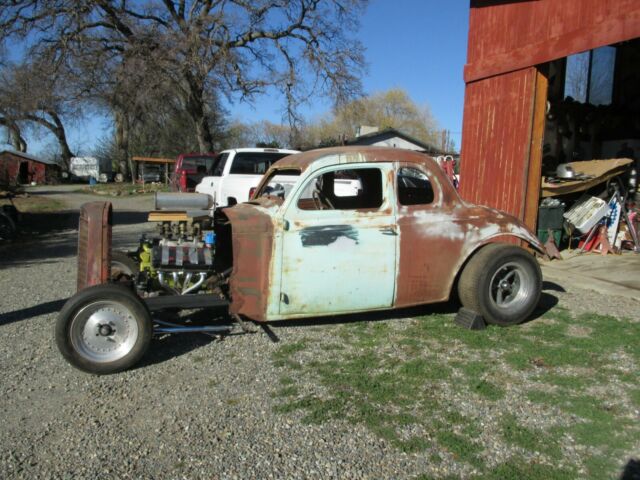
[111, 251, 139, 282]
[55, 284, 152, 374]
[458, 244, 542, 326]
[0, 212, 16, 240]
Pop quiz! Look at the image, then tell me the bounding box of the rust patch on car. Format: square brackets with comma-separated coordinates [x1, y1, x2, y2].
[224, 204, 275, 322]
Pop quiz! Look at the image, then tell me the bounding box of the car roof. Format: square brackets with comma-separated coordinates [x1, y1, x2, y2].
[222, 147, 300, 154]
[270, 146, 436, 173]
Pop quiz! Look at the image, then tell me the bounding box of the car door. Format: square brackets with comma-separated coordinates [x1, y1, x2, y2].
[278, 163, 397, 316]
[394, 163, 464, 306]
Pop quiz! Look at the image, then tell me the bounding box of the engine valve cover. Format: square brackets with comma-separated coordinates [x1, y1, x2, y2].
[153, 245, 213, 270]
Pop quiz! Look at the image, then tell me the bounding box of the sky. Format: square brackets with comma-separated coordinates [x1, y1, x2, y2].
[16, 0, 471, 157]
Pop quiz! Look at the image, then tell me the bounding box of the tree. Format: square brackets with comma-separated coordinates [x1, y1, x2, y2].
[0, 0, 368, 154]
[300, 88, 440, 149]
[0, 115, 27, 152]
[0, 61, 77, 168]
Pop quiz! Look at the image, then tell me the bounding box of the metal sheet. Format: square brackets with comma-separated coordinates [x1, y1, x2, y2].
[278, 163, 397, 316]
[224, 203, 277, 322]
[77, 202, 112, 290]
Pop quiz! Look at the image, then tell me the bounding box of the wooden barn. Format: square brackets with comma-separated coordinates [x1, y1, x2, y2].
[459, 0, 640, 230]
[0, 150, 60, 187]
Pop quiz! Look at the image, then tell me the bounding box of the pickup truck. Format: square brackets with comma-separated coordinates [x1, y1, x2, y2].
[195, 148, 299, 207]
[172, 152, 216, 192]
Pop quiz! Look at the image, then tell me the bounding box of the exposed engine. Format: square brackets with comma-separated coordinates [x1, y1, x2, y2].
[127, 193, 232, 297]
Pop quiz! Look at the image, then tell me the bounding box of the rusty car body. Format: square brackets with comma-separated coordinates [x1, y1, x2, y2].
[56, 146, 545, 374]
[225, 146, 544, 321]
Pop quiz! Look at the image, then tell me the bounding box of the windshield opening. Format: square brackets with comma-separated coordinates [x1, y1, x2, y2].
[254, 168, 301, 200]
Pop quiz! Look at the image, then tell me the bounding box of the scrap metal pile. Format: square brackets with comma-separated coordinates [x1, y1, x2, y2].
[539, 158, 639, 256]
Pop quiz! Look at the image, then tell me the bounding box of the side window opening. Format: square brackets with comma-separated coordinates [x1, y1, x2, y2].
[398, 167, 434, 205]
[229, 152, 291, 175]
[210, 153, 229, 176]
[297, 168, 383, 211]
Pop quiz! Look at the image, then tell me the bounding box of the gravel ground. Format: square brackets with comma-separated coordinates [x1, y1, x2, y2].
[0, 187, 638, 479]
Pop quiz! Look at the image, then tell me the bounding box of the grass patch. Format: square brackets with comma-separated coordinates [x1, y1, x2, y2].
[271, 307, 640, 478]
[3, 195, 66, 212]
[271, 340, 308, 369]
[78, 182, 170, 196]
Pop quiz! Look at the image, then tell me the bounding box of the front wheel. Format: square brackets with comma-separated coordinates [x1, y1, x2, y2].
[55, 284, 152, 374]
[0, 212, 16, 240]
[458, 244, 542, 326]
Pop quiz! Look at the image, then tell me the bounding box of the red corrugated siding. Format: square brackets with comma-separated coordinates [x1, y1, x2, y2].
[460, 68, 535, 218]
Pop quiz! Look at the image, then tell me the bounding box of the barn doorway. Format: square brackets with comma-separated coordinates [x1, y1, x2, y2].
[18, 162, 29, 184]
[542, 38, 640, 185]
[535, 37, 640, 250]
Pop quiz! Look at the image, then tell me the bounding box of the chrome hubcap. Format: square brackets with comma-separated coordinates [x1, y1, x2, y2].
[70, 301, 139, 363]
[489, 262, 532, 310]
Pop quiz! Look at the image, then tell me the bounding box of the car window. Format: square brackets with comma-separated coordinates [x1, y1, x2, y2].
[397, 167, 435, 205]
[230, 152, 291, 175]
[210, 153, 229, 176]
[255, 169, 301, 200]
[297, 168, 382, 211]
[182, 156, 214, 170]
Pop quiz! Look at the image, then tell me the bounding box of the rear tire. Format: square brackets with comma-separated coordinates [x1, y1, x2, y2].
[55, 284, 152, 374]
[458, 244, 541, 326]
[111, 251, 138, 282]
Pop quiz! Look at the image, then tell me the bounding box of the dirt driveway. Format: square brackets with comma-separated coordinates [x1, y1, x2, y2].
[0, 187, 638, 479]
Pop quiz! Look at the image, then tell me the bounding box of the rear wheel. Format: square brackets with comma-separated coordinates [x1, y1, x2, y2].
[111, 251, 138, 282]
[458, 243, 541, 326]
[55, 284, 152, 374]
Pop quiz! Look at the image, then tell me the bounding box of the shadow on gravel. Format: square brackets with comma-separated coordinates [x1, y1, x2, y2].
[0, 298, 68, 326]
[271, 288, 560, 330]
[136, 310, 236, 369]
[270, 300, 461, 330]
[0, 210, 150, 269]
[137, 334, 219, 369]
[542, 280, 566, 292]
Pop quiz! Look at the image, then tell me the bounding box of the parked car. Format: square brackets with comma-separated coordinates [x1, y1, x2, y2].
[56, 146, 545, 373]
[172, 152, 216, 192]
[138, 163, 162, 183]
[195, 147, 299, 207]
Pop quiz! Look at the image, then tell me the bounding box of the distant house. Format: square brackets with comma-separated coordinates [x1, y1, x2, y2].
[0, 150, 60, 186]
[345, 127, 455, 158]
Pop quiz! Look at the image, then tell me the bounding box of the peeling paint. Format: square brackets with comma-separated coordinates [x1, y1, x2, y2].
[299, 225, 359, 247]
[223, 147, 543, 321]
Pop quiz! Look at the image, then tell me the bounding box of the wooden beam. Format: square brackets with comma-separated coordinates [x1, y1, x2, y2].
[522, 67, 549, 232]
[464, 9, 640, 83]
[148, 211, 190, 222]
[132, 156, 175, 164]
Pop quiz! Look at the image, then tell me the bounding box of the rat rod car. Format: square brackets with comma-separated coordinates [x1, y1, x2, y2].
[56, 146, 545, 374]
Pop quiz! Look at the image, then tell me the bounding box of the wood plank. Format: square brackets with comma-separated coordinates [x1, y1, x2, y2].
[132, 156, 176, 164]
[460, 68, 536, 220]
[465, 9, 640, 83]
[522, 67, 549, 232]
[148, 211, 190, 222]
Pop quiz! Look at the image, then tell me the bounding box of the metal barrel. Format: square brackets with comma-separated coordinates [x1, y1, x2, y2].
[155, 192, 213, 210]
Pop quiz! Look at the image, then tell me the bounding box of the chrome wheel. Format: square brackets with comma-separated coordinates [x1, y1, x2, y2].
[70, 300, 139, 363]
[489, 262, 532, 310]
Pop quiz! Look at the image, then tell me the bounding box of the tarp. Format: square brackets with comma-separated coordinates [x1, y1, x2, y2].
[541, 158, 633, 198]
[70, 157, 100, 178]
